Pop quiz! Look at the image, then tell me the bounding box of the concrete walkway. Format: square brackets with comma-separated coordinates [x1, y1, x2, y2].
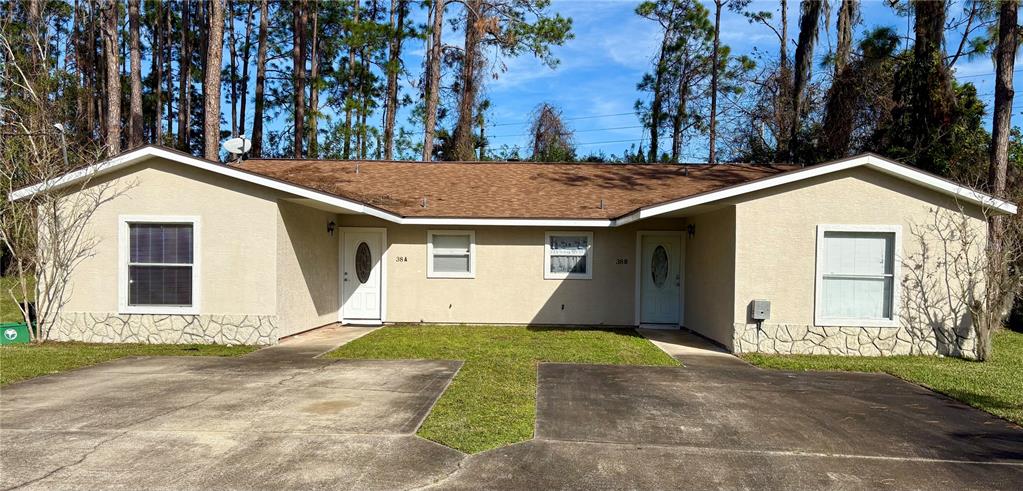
[638, 328, 750, 368]
[243, 324, 379, 362]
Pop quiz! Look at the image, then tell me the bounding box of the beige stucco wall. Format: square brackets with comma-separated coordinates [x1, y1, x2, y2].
[276, 200, 339, 336]
[731, 167, 987, 357]
[47, 155, 992, 356]
[682, 206, 736, 348]
[61, 158, 280, 315]
[50, 157, 309, 344]
[338, 215, 683, 325]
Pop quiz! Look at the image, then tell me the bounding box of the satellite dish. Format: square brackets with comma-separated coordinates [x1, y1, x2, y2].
[222, 136, 252, 156]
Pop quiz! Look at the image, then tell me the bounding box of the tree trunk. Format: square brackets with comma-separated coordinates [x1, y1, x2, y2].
[239, 1, 254, 137]
[359, 0, 375, 160]
[451, 0, 484, 161]
[251, 0, 268, 156]
[154, 1, 163, 143]
[178, 0, 191, 150]
[383, 0, 407, 160]
[422, 0, 446, 161]
[343, 0, 361, 159]
[984, 0, 1018, 361]
[164, 1, 174, 139]
[204, 0, 224, 161]
[910, 0, 956, 174]
[128, 0, 142, 148]
[708, 0, 722, 164]
[292, 0, 306, 158]
[775, 0, 789, 159]
[87, 1, 98, 138]
[73, 0, 87, 133]
[788, 0, 822, 161]
[103, 0, 121, 154]
[198, 0, 207, 136]
[671, 71, 690, 163]
[308, 2, 320, 157]
[649, 30, 671, 163]
[834, 0, 857, 77]
[228, 0, 238, 138]
[780, 0, 788, 71]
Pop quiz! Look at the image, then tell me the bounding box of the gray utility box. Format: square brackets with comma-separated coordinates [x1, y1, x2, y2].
[751, 299, 771, 321]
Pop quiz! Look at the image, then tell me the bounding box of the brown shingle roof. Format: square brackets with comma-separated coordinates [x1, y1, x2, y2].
[235, 159, 798, 219]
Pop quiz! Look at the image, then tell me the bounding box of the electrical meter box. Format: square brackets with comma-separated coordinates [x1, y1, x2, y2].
[751, 299, 771, 321]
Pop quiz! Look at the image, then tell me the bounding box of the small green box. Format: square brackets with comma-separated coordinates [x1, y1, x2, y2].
[0, 322, 30, 345]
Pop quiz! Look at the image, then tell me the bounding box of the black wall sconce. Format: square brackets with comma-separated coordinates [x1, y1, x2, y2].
[687, 224, 696, 238]
[327, 220, 336, 236]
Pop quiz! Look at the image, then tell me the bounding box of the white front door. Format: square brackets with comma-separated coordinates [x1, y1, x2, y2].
[341, 229, 384, 322]
[640, 234, 682, 325]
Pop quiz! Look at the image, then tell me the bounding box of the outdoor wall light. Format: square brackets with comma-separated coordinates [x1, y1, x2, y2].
[687, 224, 696, 238]
[327, 221, 336, 236]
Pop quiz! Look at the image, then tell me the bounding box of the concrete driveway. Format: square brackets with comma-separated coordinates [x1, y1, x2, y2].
[1, 348, 464, 490]
[2, 327, 1022, 490]
[434, 338, 1023, 489]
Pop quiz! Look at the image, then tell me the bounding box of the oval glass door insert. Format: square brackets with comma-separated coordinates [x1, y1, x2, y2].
[651, 245, 669, 288]
[355, 242, 372, 284]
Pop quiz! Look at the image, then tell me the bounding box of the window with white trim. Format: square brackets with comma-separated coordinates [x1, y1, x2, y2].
[815, 225, 900, 327]
[427, 230, 475, 278]
[544, 232, 593, 280]
[120, 217, 200, 314]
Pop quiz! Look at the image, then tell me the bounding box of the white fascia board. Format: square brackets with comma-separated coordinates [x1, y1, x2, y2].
[9, 146, 153, 201]
[400, 217, 613, 227]
[9, 146, 406, 224]
[862, 155, 1018, 215]
[618, 155, 1017, 223]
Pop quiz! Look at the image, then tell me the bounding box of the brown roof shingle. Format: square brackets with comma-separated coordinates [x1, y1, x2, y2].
[235, 159, 798, 219]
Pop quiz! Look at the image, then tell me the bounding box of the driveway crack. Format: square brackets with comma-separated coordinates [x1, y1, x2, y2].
[406, 454, 468, 491]
[3, 432, 126, 491]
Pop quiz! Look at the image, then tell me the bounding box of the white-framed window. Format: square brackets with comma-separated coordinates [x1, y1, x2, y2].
[814, 225, 901, 327]
[427, 230, 475, 278]
[544, 231, 593, 280]
[118, 216, 201, 315]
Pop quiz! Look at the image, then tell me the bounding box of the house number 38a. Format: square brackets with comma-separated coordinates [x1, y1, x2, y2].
[395, 256, 409, 263]
[616, 258, 628, 265]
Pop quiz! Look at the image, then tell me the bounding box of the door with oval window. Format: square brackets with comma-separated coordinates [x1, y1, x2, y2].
[341, 230, 384, 322]
[640, 233, 682, 325]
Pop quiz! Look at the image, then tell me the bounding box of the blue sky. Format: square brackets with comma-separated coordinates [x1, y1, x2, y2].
[377, 0, 1017, 161]
[225, 1, 1016, 160]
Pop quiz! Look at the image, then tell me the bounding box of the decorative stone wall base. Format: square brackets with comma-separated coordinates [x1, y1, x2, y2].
[732, 323, 976, 359]
[51, 313, 279, 345]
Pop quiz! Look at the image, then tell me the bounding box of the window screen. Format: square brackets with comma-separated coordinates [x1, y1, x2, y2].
[431, 233, 472, 275]
[128, 223, 194, 306]
[819, 231, 894, 320]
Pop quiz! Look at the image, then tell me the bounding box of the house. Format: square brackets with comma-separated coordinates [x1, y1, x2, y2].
[11, 146, 1017, 358]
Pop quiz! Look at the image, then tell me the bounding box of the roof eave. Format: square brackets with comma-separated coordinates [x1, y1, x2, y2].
[616, 154, 1017, 223]
[11, 148, 1016, 226]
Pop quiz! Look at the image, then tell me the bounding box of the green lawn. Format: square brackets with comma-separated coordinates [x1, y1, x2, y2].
[743, 329, 1023, 426]
[1, 275, 33, 323]
[326, 325, 679, 453]
[0, 342, 256, 386]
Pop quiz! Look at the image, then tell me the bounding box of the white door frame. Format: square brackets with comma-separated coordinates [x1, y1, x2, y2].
[338, 227, 388, 325]
[634, 230, 685, 327]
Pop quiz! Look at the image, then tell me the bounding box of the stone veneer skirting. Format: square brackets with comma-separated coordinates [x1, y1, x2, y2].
[732, 323, 977, 359]
[52, 313, 279, 345]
